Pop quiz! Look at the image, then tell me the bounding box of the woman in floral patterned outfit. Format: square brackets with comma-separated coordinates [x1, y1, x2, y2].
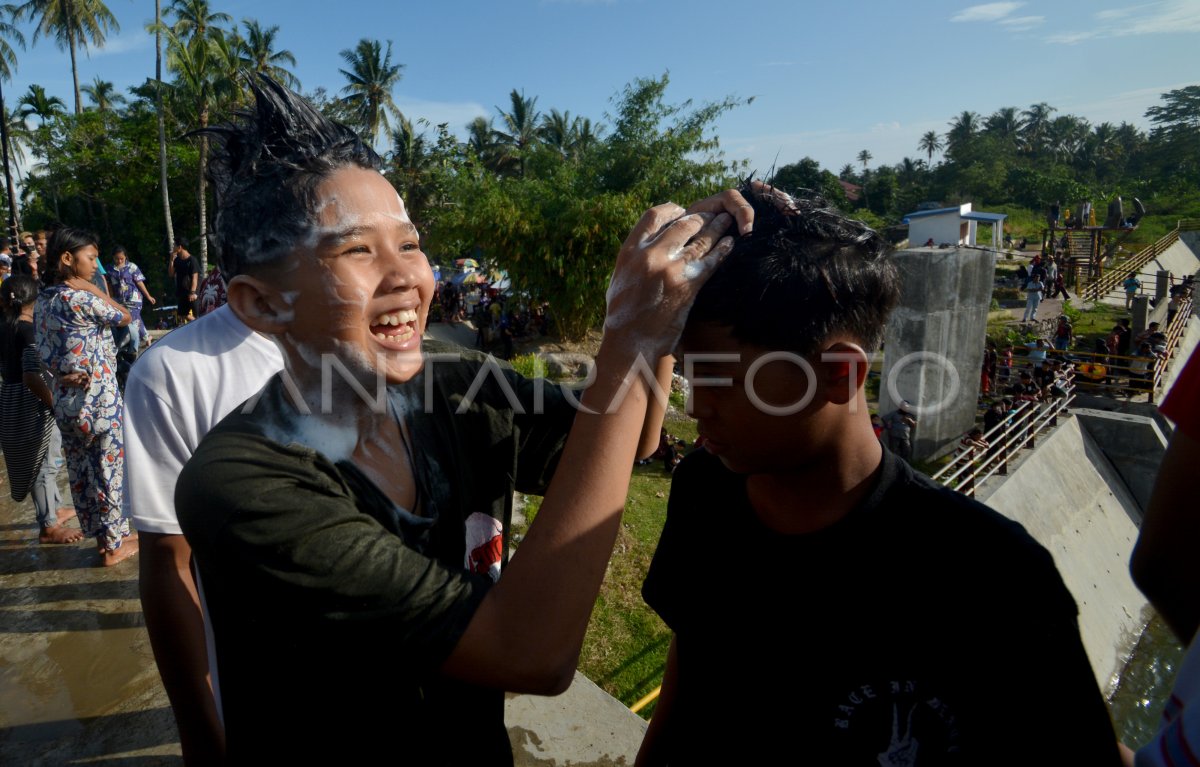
[107, 245, 156, 351]
[35, 227, 137, 566]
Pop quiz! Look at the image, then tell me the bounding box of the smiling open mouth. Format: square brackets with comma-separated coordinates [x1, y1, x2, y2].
[369, 309, 418, 343]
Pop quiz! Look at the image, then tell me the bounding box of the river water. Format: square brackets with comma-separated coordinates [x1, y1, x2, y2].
[1110, 610, 1187, 748]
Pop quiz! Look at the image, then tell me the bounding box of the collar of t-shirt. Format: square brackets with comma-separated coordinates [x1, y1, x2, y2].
[723, 447, 901, 546]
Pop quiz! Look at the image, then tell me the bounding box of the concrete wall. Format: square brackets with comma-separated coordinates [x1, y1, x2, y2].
[977, 418, 1148, 694]
[880, 246, 996, 460]
[507, 673, 647, 766]
[1074, 409, 1168, 515]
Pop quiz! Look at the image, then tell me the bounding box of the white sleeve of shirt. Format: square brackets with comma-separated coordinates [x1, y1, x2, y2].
[124, 364, 196, 535]
[123, 305, 284, 535]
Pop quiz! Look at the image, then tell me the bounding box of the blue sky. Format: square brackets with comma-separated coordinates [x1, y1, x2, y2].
[6, 0, 1197, 175]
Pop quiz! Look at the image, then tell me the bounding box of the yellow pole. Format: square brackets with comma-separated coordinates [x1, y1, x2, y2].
[630, 686, 662, 714]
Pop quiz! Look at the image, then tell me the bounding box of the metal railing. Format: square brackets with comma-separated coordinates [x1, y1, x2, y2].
[1062, 296, 1192, 402]
[1080, 219, 1200, 301]
[938, 297, 1193, 495]
[932, 372, 1075, 497]
[1082, 227, 1180, 301]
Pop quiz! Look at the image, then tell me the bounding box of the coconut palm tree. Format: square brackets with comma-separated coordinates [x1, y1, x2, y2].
[465, 115, 510, 174]
[856, 149, 872, 173]
[918, 130, 943, 164]
[573, 117, 602, 158]
[17, 83, 63, 128]
[166, 13, 238, 274]
[984, 106, 1023, 145]
[538, 108, 573, 158]
[16, 0, 118, 115]
[155, 0, 174, 266]
[338, 38, 404, 147]
[0, 4, 23, 235]
[493, 89, 540, 176]
[1020, 102, 1056, 156]
[856, 150, 872, 208]
[946, 110, 980, 157]
[166, 0, 229, 43]
[81, 76, 125, 113]
[236, 19, 298, 90]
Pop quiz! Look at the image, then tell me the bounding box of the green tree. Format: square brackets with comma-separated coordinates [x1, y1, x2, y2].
[236, 19, 298, 90]
[81, 76, 125, 113]
[856, 148, 872, 173]
[771, 157, 823, 192]
[856, 150, 872, 209]
[17, 83, 64, 193]
[155, 0, 174, 266]
[16, 0, 118, 115]
[493, 89, 540, 176]
[538, 108, 573, 158]
[0, 3, 23, 235]
[464, 114, 509, 174]
[338, 38, 404, 147]
[1145, 85, 1200, 185]
[432, 74, 747, 339]
[165, 0, 238, 272]
[945, 110, 980, 159]
[918, 130, 943, 164]
[984, 106, 1023, 146]
[772, 157, 848, 207]
[1020, 102, 1056, 156]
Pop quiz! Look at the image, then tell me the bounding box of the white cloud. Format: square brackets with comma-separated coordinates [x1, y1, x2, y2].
[999, 14, 1045, 29]
[1114, 0, 1200, 35]
[395, 98, 489, 134]
[951, 2, 1024, 22]
[1059, 81, 1197, 126]
[1046, 29, 1101, 43]
[90, 33, 152, 57]
[1049, 0, 1200, 43]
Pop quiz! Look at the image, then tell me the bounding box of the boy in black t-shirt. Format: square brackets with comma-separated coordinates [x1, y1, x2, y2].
[638, 185, 1122, 766]
[170, 76, 756, 765]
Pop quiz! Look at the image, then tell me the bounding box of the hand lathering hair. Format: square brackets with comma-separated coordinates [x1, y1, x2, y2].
[688, 182, 899, 356]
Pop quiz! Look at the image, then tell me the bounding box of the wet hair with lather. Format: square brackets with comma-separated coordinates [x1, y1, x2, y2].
[688, 182, 899, 356]
[203, 74, 382, 280]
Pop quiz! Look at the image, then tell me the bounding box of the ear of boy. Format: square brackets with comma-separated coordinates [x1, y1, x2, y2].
[227, 275, 292, 334]
[821, 341, 870, 407]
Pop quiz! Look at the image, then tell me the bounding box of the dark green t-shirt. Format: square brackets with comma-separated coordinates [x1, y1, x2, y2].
[177, 343, 577, 765]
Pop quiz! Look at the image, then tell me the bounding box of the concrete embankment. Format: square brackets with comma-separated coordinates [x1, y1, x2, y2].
[975, 311, 1198, 695]
[976, 415, 1153, 695]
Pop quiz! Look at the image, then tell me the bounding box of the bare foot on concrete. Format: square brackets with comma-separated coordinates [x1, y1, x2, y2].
[100, 537, 139, 567]
[55, 507, 77, 525]
[40, 524, 85, 544]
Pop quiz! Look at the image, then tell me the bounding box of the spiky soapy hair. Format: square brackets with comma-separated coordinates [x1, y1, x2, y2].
[204, 74, 382, 280]
[688, 182, 899, 356]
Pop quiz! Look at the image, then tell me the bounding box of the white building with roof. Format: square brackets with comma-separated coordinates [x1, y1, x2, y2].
[903, 203, 1006, 251]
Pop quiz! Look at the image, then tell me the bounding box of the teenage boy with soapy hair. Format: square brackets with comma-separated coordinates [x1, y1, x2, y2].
[170, 75, 755, 765]
[637, 185, 1122, 766]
